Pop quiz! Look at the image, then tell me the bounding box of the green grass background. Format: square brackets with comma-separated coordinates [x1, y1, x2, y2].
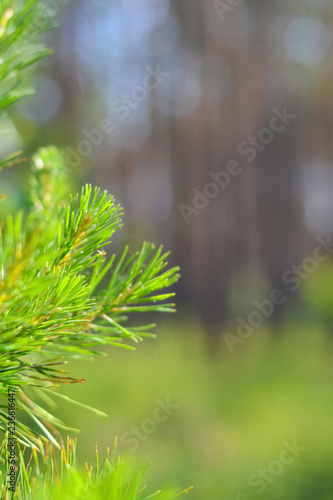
[48, 317, 333, 500]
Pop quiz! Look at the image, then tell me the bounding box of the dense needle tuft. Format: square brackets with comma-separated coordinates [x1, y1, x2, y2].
[0, 2, 180, 447]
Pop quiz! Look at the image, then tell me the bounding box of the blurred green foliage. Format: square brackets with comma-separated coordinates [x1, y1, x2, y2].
[51, 320, 333, 500]
[0, 434, 192, 499]
[302, 262, 333, 321]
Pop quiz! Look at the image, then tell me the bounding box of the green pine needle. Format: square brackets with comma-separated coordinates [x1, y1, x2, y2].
[0, 0, 180, 457]
[0, 149, 180, 443]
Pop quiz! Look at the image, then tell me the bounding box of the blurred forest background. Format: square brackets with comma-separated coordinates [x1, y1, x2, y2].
[2, 0, 333, 498]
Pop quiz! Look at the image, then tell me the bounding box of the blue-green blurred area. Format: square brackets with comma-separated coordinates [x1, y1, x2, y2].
[3, 0, 333, 498]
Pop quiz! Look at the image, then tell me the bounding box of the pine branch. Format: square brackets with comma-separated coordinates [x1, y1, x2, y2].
[0, 0, 53, 172]
[0, 1, 180, 448]
[0, 146, 180, 444]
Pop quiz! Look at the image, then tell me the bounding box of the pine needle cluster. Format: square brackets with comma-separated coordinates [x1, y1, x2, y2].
[0, 434, 193, 499]
[0, 1, 180, 447]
